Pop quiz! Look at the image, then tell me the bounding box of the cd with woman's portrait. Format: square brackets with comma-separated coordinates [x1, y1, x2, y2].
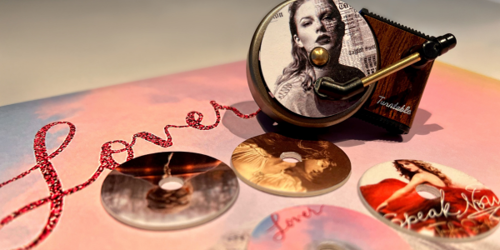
[359, 160, 500, 241]
[100, 152, 239, 230]
[260, 0, 378, 118]
[231, 133, 351, 196]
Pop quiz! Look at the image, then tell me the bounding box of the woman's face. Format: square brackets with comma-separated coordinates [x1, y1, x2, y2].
[398, 161, 420, 172]
[304, 159, 329, 178]
[293, 0, 343, 55]
[285, 159, 335, 191]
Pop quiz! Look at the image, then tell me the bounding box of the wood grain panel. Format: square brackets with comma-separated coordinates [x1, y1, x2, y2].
[356, 13, 435, 134]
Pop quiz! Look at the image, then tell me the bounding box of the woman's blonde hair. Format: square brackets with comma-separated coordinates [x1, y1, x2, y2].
[275, 0, 344, 91]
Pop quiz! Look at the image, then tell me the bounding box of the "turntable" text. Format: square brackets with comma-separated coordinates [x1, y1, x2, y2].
[377, 96, 412, 115]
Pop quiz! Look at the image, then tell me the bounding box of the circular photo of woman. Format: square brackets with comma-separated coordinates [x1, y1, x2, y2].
[101, 152, 239, 230]
[359, 160, 500, 241]
[259, 0, 378, 118]
[231, 133, 351, 196]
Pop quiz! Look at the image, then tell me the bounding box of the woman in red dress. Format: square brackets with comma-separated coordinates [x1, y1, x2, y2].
[360, 160, 499, 238]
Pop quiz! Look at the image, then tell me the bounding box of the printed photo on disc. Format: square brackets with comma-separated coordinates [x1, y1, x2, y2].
[101, 152, 239, 230]
[247, 205, 409, 250]
[231, 133, 350, 196]
[358, 159, 500, 241]
[260, 0, 377, 118]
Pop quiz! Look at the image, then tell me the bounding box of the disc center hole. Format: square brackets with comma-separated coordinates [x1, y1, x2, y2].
[158, 177, 184, 191]
[416, 184, 441, 200]
[280, 151, 302, 163]
[317, 242, 346, 250]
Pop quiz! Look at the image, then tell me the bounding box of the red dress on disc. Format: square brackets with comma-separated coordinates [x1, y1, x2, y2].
[360, 178, 500, 238]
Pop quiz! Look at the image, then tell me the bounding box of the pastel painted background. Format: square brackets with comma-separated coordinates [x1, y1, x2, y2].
[1, 61, 500, 249]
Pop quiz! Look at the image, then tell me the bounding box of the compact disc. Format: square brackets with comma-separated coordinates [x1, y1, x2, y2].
[101, 152, 239, 230]
[231, 133, 350, 196]
[358, 159, 500, 241]
[247, 205, 409, 249]
[247, 0, 379, 127]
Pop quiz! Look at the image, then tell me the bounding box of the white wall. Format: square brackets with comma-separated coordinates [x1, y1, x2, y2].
[1, 0, 499, 106]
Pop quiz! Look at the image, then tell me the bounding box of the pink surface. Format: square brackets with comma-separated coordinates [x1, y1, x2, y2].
[0, 61, 499, 249]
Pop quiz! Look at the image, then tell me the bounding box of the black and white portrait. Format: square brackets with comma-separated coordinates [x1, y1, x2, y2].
[260, 0, 378, 118]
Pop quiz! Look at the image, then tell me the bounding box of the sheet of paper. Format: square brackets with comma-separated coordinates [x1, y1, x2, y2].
[0, 61, 499, 249]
